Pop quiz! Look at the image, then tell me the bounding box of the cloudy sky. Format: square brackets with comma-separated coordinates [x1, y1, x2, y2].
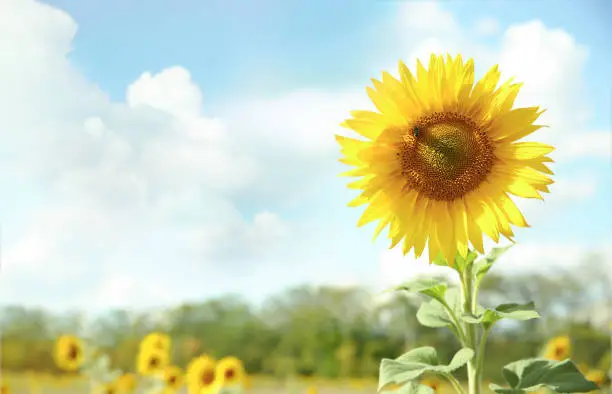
[1, 0, 610, 313]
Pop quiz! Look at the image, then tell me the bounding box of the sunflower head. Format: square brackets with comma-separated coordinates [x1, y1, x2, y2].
[116, 373, 138, 393]
[305, 385, 319, 394]
[54, 334, 85, 372]
[213, 356, 246, 387]
[337, 53, 554, 264]
[137, 347, 170, 376]
[543, 335, 571, 361]
[1, 382, 11, 394]
[585, 369, 608, 388]
[185, 354, 217, 394]
[163, 365, 184, 390]
[139, 332, 171, 353]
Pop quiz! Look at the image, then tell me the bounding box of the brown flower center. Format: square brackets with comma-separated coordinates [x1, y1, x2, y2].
[395, 112, 494, 201]
[67, 344, 80, 360]
[224, 368, 235, 380]
[168, 376, 177, 385]
[554, 346, 564, 358]
[149, 357, 159, 368]
[201, 370, 215, 385]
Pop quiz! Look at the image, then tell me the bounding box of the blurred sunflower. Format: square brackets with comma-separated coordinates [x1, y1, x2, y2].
[212, 356, 247, 389]
[421, 377, 442, 392]
[94, 381, 118, 394]
[337, 53, 554, 263]
[54, 335, 85, 371]
[542, 335, 571, 361]
[305, 385, 318, 394]
[162, 365, 184, 393]
[585, 369, 608, 389]
[1, 381, 11, 394]
[137, 347, 170, 376]
[185, 355, 216, 394]
[116, 373, 137, 393]
[140, 332, 171, 353]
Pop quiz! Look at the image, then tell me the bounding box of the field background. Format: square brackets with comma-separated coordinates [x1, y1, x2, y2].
[2, 258, 611, 393]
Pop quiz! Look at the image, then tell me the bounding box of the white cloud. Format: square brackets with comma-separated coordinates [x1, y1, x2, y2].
[474, 17, 500, 36]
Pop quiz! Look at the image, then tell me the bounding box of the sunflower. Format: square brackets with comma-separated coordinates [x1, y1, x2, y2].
[162, 365, 184, 393]
[185, 355, 216, 394]
[94, 382, 118, 394]
[585, 369, 608, 388]
[54, 335, 85, 371]
[421, 377, 442, 392]
[139, 332, 171, 353]
[542, 335, 571, 361]
[137, 346, 170, 376]
[116, 373, 137, 393]
[212, 356, 246, 389]
[1, 382, 11, 394]
[336, 54, 554, 263]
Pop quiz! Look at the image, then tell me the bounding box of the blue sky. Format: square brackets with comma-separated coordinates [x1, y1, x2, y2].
[0, 0, 610, 313]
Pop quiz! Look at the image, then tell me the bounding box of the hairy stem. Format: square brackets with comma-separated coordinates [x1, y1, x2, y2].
[460, 268, 482, 394]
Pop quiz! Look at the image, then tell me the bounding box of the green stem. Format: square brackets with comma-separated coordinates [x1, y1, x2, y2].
[441, 300, 468, 343]
[443, 372, 468, 394]
[476, 328, 490, 377]
[460, 268, 482, 394]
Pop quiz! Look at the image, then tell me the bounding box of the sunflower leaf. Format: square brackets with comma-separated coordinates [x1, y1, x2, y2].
[473, 245, 513, 285]
[461, 302, 540, 329]
[491, 358, 599, 393]
[416, 287, 462, 337]
[386, 277, 449, 304]
[378, 347, 474, 392]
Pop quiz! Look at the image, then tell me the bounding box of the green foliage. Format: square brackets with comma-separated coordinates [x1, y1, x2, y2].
[378, 346, 474, 391]
[472, 245, 513, 287]
[416, 288, 463, 338]
[387, 277, 449, 305]
[490, 358, 599, 393]
[461, 302, 540, 329]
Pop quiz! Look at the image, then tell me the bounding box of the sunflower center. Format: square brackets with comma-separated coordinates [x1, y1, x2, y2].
[67, 344, 80, 360]
[201, 370, 215, 385]
[554, 346, 564, 358]
[168, 376, 177, 384]
[149, 357, 159, 368]
[224, 368, 235, 380]
[397, 112, 494, 201]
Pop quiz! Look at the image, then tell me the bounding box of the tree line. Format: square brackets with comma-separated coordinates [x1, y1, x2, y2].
[2, 256, 610, 382]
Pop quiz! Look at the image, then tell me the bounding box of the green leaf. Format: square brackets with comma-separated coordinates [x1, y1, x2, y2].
[378, 347, 474, 391]
[491, 358, 599, 393]
[387, 278, 449, 304]
[473, 245, 513, 284]
[461, 302, 540, 329]
[381, 382, 436, 394]
[416, 288, 462, 336]
[433, 250, 478, 274]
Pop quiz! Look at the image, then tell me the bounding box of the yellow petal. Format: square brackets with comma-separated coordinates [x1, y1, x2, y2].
[496, 142, 555, 161]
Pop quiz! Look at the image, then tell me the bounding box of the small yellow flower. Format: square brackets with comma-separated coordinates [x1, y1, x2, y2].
[137, 347, 170, 376]
[94, 382, 118, 394]
[543, 335, 571, 361]
[54, 335, 85, 371]
[140, 332, 171, 353]
[305, 385, 318, 394]
[185, 355, 216, 394]
[163, 365, 184, 391]
[116, 373, 137, 393]
[586, 369, 607, 388]
[212, 356, 246, 388]
[1, 381, 11, 394]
